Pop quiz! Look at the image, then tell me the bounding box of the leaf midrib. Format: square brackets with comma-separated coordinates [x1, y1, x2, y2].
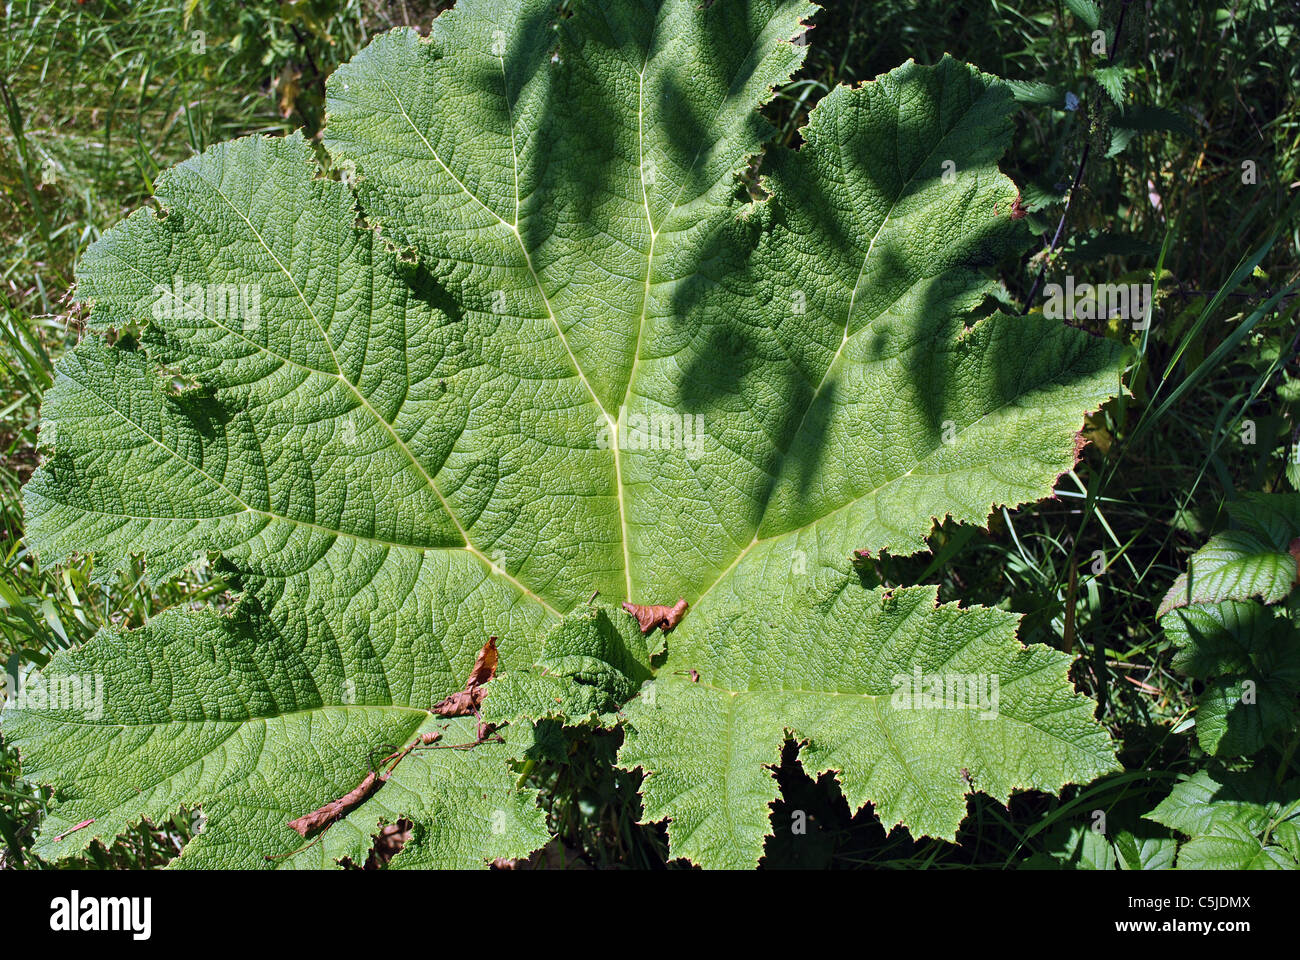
[374, 72, 634, 604]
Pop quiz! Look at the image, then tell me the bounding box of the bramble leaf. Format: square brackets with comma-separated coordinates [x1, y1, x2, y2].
[1161, 599, 1300, 757]
[1159, 493, 1300, 616]
[1027, 797, 1177, 870]
[1146, 769, 1300, 869]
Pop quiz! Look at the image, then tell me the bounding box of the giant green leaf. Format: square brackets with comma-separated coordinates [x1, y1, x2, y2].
[4, 0, 1124, 868]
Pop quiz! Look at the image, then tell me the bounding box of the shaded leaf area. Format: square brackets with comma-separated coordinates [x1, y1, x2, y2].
[6, 0, 1124, 866]
[1162, 600, 1300, 757]
[1033, 819, 1177, 871]
[1023, 793, 1177, 870]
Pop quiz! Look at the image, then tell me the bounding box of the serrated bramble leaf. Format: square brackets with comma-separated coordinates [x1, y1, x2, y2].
[5, 0, 1124, 868]
[1172, 821, 1298, 870]
[1093, 66, 1128, 107]
[1161, 599, 1300, 757]
[1159, 493, 1300, 616]
[1146, 769, 1300, 870]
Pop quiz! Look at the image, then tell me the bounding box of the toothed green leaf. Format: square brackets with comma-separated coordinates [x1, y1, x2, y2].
[1161, 599, 1300, 757]
[1159, 493, 1300, 616]
[1064, 0, 1102, 31]
[1146, 769, 1300, 869]
[1093, 66, 1128, 107]
[617, 585, 1119, 868]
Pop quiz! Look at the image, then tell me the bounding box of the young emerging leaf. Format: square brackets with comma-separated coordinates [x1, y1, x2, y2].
[4, 0, 1124, 867]
[485, 603, 656, 728]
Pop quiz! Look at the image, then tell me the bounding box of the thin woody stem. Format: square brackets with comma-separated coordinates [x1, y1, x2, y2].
[1021, 0, 1135, 315]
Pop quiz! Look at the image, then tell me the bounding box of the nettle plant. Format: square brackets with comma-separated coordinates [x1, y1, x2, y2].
[3, 0, 1128, 869]
[1148, 494, 1300, 868]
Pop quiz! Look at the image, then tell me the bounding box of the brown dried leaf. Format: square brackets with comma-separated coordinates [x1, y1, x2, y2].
[622, 598, 689, 634]
[286, 732, 442, 840]
[288, 770, 384, 838]
[431, 636, 499, 716]
[277, 64, 301, 119]
[466, 635, 499, 688]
